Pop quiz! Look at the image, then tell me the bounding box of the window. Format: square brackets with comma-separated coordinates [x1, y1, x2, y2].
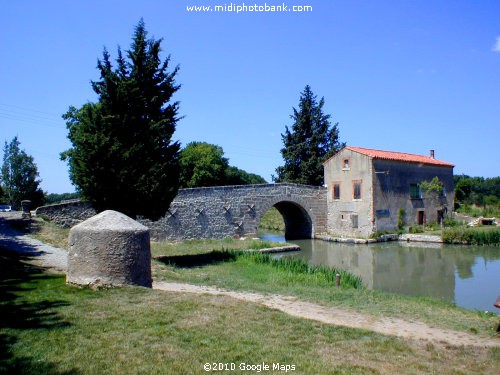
[353, 180, 362, 199]
[351, 214, 358, 228]
[410, 184, 422, 199]
[332, 183, 340, 200]
[417, 211, 425, 225]
[342, 159, 349, 169]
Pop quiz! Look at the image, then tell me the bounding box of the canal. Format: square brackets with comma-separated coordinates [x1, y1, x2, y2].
[260, 231, 500, 312]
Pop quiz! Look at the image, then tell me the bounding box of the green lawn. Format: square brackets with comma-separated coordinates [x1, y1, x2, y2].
[2, 218, 499, 373]
[152, 240, 500, 339]
[1, 249, 499, 375]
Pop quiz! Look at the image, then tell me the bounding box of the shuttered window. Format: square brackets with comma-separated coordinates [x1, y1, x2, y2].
[410, 184, 422, 199]
[353, 180, 362, 199]
[333, 183, 340, 200]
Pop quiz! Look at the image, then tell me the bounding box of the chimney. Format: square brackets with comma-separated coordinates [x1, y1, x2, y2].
[430, 150, 435, 159]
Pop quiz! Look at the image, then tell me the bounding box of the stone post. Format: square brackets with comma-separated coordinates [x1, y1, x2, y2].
[67, 210, 152, 288]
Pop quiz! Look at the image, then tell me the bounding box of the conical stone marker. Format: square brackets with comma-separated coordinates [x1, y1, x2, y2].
[67, 210, 152, 288]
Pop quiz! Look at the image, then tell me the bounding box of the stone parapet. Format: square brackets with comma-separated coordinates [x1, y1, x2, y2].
[34, 183, 327, 241]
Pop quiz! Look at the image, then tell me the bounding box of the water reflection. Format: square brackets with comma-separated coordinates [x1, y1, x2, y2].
[260, 231, 500, 312]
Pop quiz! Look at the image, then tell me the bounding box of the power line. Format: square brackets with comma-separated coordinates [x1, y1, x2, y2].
[0, 113, 64, 129]
[0, 103, 65, 129]
[0, 103, 61, 118]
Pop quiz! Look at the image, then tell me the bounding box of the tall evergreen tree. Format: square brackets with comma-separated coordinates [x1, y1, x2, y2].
[61, 20, 181, 220]
[274, 85, 345, 186]
[1, 137, 45, 209]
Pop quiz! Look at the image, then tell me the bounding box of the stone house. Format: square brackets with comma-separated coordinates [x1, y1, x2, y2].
[323, 146, 454, 237]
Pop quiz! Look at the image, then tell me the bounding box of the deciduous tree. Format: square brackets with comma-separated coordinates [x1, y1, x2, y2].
[179, 142, 229, 188]
[179, 142, 267, 188]
[1, 137, 45, 209]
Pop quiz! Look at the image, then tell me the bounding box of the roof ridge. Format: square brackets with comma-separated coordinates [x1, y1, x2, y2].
[348, 146, 427, 158]
[341, 146, 454, 167]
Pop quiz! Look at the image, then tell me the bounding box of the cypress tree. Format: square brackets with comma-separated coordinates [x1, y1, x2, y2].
[275, 85, 345, 186]
[61, 20, 181, 220]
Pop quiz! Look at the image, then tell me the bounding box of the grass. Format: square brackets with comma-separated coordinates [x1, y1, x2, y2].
[8, 217, 70, 250]
[151, 238, 285, 258]
[442, 226, 500, 245]
[237, 251, 363, 288]
[151, 241, 500, 339]
[1, 248, 499, 374]
[14, 219, 500, 337]
[456, 204, 500, 218]
[27, 220, 70, 249]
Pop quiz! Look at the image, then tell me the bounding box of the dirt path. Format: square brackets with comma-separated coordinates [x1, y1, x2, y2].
[153, 281, 499, 348]
[0, 216, 67, 273]
[1, 216, 498, 348]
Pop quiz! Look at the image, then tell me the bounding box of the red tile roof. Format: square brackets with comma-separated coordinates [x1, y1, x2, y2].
[342, 146, 454, 167]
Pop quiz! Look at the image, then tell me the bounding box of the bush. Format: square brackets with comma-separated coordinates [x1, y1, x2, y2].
[483, 205, 500, 218]
[424, 222, 440, 231]
[408, 225, 424, 234]
[397, 209, 405, 230]
[443, 216, 460, 227]
[442, 227, 500, 245]
[456, 204, 500, 218]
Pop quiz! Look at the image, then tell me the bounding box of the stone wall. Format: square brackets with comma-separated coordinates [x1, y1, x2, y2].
[140, 183, 327, 241]
[35, 183, 327, 241]
[35, 200, 97, 228]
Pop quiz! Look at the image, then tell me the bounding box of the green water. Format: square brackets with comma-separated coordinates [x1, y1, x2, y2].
[260, 231, 500, 312]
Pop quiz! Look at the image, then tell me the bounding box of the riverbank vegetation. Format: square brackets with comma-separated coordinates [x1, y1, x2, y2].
[454, 175, 500, 218]
[442, 226, 500, 245]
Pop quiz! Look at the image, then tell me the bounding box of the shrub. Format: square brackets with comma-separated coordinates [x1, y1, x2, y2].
[442, 227, 500, 245]
[397, 209, 405, 230]
[443, 216, 460, 227]
[408, 225, 424, 234]
[424, 222, 440, 231]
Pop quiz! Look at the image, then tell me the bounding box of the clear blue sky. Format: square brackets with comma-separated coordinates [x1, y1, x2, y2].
[1, 0, 499, 193]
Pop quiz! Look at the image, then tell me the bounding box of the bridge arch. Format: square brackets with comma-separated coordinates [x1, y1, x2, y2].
[256, 197, 314, 239]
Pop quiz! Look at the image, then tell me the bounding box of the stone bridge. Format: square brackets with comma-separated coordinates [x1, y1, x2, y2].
[36, 183, 327, 241]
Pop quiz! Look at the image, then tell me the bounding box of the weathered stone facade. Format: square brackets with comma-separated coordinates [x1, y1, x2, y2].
[35, 183, 327, 241]
[323, 147, 454, 237]
[372, 159, 454, 232]
[324, 148, 374, 237]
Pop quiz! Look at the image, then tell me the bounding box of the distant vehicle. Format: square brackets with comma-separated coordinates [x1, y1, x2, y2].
[0, 205, 12, 212]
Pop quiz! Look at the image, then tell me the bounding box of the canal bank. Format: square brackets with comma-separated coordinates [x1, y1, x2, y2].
[260, 231, 500, 312]
[315, 233, 443, 244]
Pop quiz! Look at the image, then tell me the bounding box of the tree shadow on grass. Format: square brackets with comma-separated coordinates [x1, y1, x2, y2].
[156, 250, 237, 268]
[0, 243, 79, 374]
